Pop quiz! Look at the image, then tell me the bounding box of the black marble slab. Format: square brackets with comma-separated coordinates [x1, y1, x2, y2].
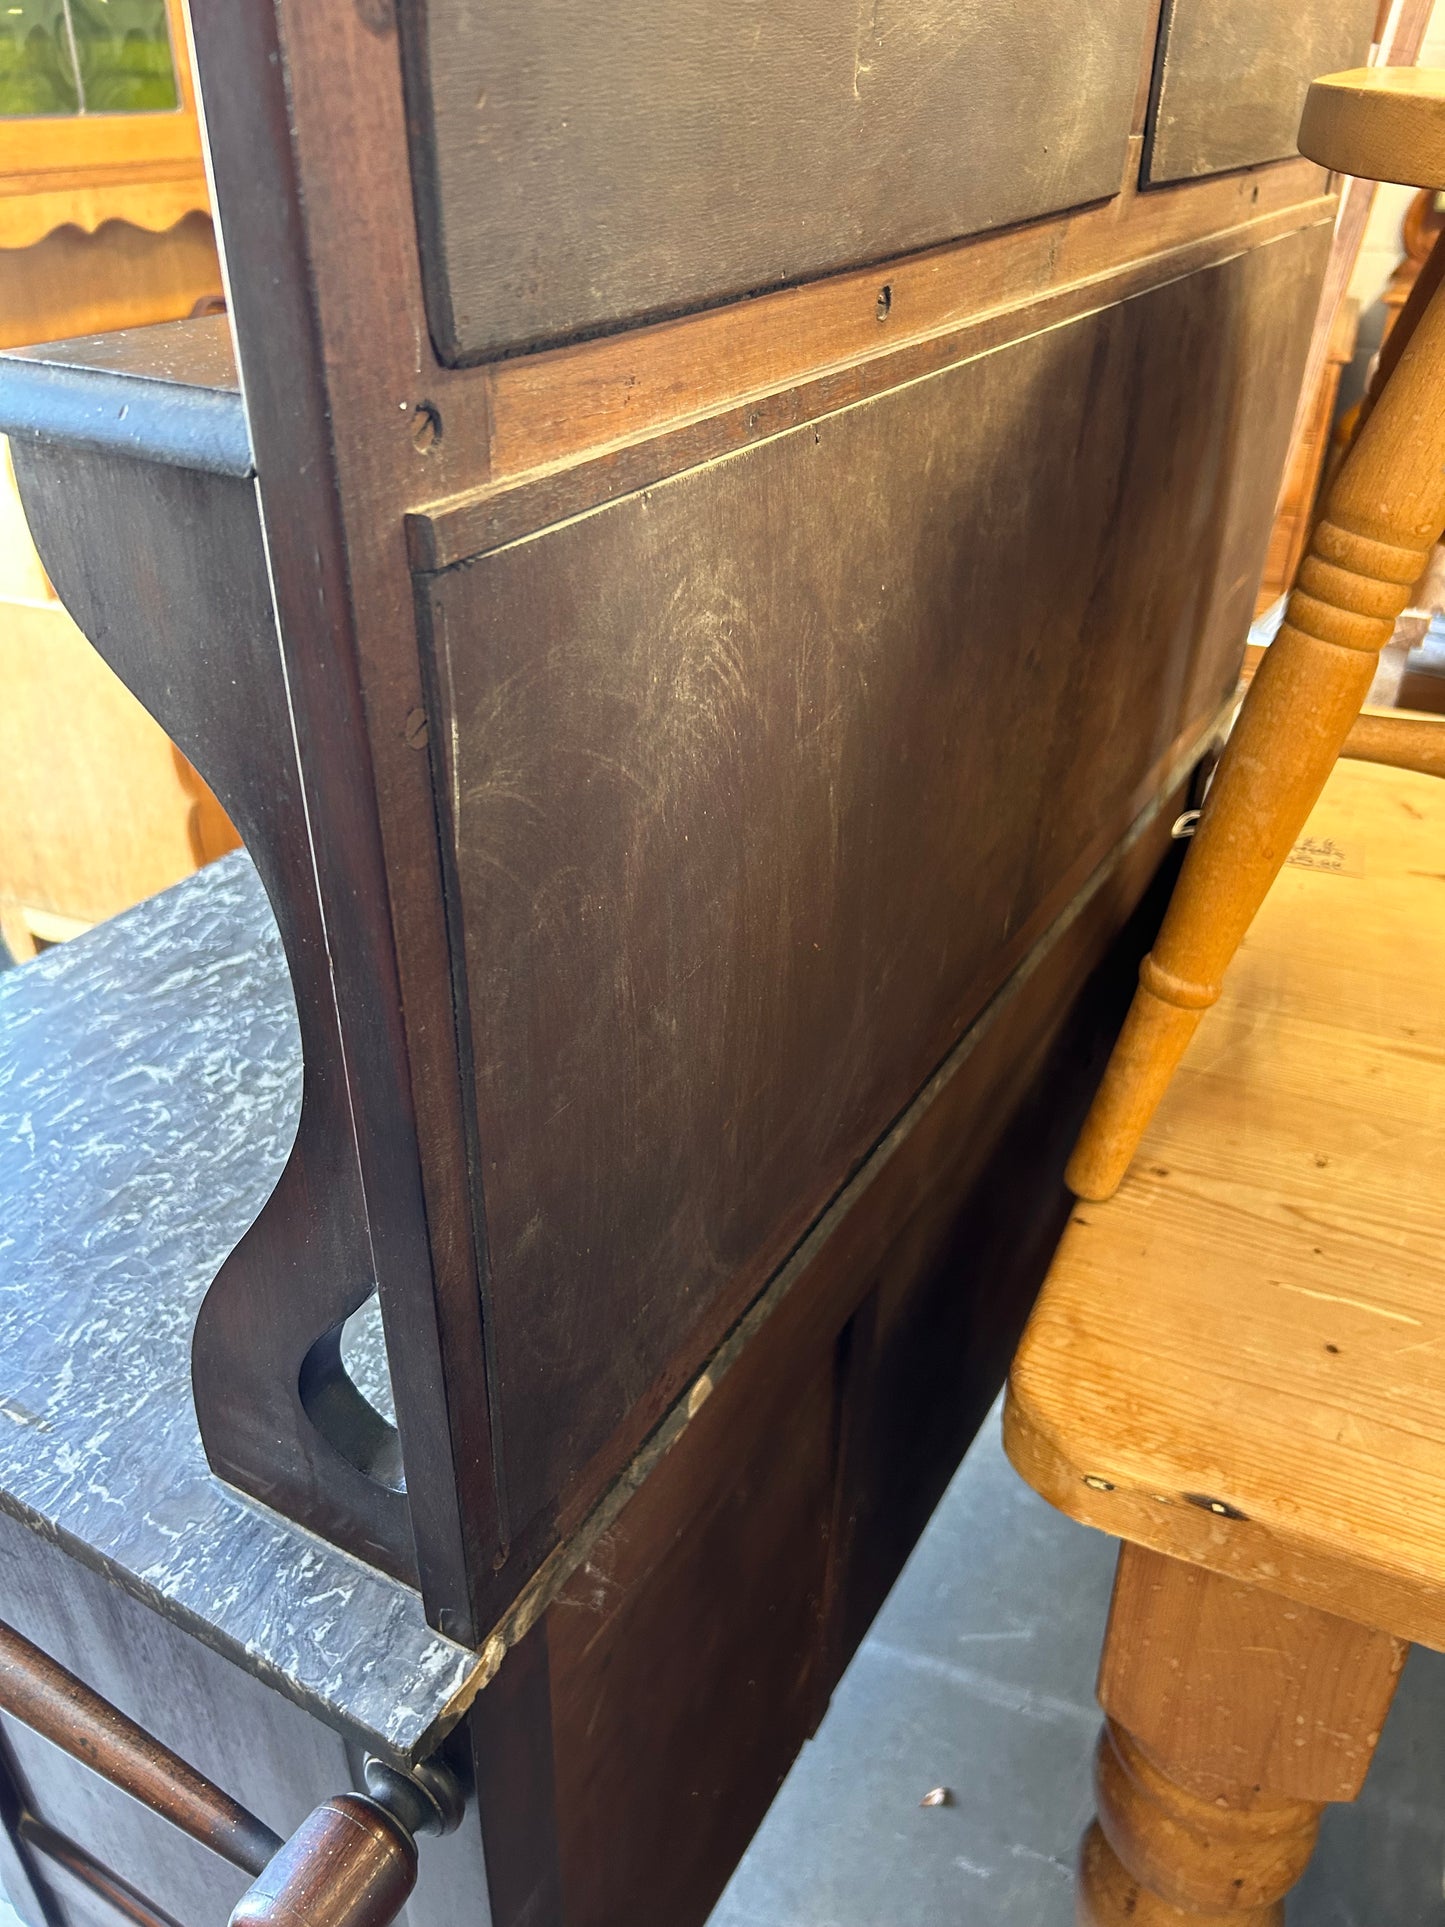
[0, 317, 249, 476]
[0, 854, 484, 1763]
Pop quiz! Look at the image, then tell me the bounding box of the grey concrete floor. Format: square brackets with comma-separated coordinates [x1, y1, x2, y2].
[708, 1400, 1445, 1927]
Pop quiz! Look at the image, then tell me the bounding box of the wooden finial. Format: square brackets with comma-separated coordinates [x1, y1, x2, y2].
[229, 1795, 417, 1927]
[229, 1756, 464, 1927]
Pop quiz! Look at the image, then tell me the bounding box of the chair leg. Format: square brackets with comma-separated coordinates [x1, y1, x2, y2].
[1066, 254, 1445, 1202]
[1077, 1545, 1406, 1925]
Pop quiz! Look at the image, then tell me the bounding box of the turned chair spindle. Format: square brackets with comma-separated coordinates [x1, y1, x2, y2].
[1067, 67, 1445, 1202]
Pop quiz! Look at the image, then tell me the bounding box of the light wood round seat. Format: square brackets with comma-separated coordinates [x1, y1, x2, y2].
[1300, 65, 1445, 187]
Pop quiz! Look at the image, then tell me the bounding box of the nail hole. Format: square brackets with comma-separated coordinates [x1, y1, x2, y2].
[1184, 1492, 1248, 1521]
[876, 283, 892, 322]
[412, 400, 442, 453]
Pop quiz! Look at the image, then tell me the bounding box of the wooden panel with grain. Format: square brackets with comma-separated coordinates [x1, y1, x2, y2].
[401, 0, 1155, 362]
[1144, 0, 1377, 184]
[420, 225, 1325, 1540]
[830, 802, 1187, 1660]
[542, 789, 1184, 1927]
[547, 1307, 838, 1927]
[181, 0, 1341, 1635]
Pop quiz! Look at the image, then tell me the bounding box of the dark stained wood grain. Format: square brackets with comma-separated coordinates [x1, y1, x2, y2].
[401, 0, 1155, 361]
[548, 1324, 836, 1927]
[476, 155, 1332, 490]
[544, 783, 1189, 1927]
[181, 0, 1341, 1641]
[0, 1, 1366, 1921]
[1144, 0, 1377, 184]
[408, 192, 1334, 574]
[420, 225, 1326, 1541]
[834, 816, 1188, 1653]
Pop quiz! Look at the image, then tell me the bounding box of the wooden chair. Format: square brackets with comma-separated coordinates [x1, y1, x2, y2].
[1064, 65, 1445, 1205]
[1005, 66, 1445, 1924]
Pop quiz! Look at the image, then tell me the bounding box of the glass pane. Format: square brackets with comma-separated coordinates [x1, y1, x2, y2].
[70, 0, 178, 112]
[0, 2, 80, 116]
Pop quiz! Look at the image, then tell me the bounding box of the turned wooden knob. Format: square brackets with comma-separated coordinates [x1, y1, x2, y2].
[1299, 66, 1445, 188]
[229, 1795, 416, 1927]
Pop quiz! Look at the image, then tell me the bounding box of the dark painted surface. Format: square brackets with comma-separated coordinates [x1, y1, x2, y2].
[422, 226, 1326, 1541]
[402, 0, 1153, 361]
[186, 0, 500, 1649]
[0, 320, 247, 477]
[0, 1507, 490, 1927]
[1144, 0, 1377, 184]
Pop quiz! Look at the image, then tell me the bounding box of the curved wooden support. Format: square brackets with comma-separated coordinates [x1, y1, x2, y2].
[1076, 1548, 1403, 1926]
[1341, 705, 1445, 779]
[1067, 117, 1445, 1199]
[231, 1757, 464, 1927]
[6, 419, 414, 1581]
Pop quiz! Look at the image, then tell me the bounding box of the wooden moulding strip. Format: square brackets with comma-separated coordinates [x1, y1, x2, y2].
[475, 143, 1324, 481]
[431, 698, 1234, 1729]
[410, 187, 1335, 572]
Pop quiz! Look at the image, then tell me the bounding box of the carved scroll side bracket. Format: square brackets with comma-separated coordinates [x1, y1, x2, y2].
[10, 435, 417, 1583]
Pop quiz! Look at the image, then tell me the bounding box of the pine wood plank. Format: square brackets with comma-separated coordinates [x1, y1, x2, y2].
[1006, 756, 1445, 1649]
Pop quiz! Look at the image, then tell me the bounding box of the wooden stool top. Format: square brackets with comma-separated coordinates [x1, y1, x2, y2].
[1006, 755, 1445, 1648]
[1300, 65, 1445, 186]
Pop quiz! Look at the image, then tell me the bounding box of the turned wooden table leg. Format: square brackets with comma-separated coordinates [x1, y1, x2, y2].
[1077, 1546, 1405, 1925]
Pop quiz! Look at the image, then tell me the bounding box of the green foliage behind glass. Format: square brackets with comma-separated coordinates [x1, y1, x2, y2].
[0, 0, 177, 116]
[71, 0, 178, 112]
[0, 3, 79, 115]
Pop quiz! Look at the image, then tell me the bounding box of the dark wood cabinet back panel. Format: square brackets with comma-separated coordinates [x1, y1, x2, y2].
[544, 798, 1183, 1927]
[548, 1297, 837, 1927]
[1144, 0, 1377, 183]
[402, 0, 1154, 362]
[422, 224, 1326, 1541]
